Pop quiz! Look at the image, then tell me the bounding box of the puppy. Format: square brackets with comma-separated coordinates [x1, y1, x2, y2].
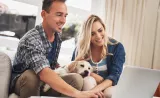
[67, 60, 93, 77]
[43, 60, 93, 92]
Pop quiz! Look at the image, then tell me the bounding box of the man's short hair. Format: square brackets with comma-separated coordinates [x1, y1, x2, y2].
[42, 0, 66, 13]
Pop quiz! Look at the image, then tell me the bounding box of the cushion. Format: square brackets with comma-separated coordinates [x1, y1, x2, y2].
[0, 52, 11, 98]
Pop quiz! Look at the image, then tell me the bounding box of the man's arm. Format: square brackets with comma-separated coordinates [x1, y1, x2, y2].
[39, 67, 80, 97]
[23, 41, 98, 97]
[39, 67, 99, 98]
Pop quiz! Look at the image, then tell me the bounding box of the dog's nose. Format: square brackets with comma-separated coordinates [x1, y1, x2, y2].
[84, 70, 89, 75]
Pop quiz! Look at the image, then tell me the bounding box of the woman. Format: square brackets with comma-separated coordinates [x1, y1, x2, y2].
[72, 15, 125, 98]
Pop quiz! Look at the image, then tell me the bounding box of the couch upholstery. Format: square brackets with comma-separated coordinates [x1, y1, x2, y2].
[0, 52, 11, 98]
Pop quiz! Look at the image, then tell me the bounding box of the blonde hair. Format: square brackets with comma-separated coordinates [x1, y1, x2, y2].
[75, 15, 112, 60]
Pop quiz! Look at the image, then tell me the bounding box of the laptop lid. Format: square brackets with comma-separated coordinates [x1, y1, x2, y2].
[112, 66, 160, 98]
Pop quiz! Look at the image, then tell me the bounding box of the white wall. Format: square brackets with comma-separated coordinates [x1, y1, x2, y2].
[14, 0, 40, 6]
[1, 0, 38, 16]
[91, 0, 106, 22]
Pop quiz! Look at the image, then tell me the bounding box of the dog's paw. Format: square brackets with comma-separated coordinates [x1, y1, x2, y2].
[43, 84, 51, 92]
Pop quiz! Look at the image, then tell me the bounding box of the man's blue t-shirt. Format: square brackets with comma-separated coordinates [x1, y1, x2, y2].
[47, 40, 57, 65]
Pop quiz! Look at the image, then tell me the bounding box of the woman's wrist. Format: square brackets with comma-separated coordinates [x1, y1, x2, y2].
[98, 79, 104, 84]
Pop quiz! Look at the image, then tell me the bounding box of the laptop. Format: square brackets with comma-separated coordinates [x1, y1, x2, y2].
[112, 66, 160, 98]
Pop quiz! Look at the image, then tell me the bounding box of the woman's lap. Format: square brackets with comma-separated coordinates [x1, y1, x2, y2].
[83, 76, 116, 98]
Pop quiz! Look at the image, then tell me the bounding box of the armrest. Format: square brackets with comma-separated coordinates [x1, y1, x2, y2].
[0, 52, 11, 98]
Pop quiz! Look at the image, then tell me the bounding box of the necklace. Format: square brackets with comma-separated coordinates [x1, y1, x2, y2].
[90, 56, 103, 74]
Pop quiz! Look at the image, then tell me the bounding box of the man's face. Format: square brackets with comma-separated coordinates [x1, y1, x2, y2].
[43, 1, 68, 33]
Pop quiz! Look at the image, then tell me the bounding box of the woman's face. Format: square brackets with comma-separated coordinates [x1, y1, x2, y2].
[90, 21, 105, 47]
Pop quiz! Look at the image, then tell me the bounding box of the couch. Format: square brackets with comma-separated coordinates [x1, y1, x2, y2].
[0, 52, 11, 98]
[0, 35, 19, 98]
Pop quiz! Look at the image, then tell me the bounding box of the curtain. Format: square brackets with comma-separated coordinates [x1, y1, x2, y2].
[105, 0, 160, 69]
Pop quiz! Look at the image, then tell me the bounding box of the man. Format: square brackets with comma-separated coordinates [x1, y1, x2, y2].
[10, 0, 101, 97]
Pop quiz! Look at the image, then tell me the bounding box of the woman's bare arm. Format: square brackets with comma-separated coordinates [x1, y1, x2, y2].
[90, 73, 113, 92]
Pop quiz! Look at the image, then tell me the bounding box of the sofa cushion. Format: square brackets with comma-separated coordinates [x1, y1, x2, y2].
[0, 52, 11, 98]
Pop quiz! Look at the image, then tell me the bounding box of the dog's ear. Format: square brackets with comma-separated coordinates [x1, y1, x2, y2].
[68, 61, 78, 73]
